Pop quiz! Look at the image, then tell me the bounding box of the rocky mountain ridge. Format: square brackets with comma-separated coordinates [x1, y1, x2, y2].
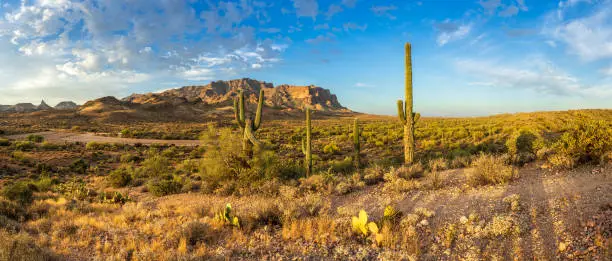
[123, 78, 348, 112]
[0, 100, 78, 112]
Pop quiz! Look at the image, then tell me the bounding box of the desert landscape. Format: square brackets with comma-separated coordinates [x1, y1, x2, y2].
[1, 0, 611, 260]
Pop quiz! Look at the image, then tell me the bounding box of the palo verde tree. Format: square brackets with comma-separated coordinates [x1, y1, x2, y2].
[397, 43, 420, 165]
[234, 89, 264, 157]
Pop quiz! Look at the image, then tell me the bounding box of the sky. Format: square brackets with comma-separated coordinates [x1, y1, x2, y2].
[0, 0, 611, 116]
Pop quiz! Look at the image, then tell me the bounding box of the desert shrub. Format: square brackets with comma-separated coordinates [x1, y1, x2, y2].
[107, 166, 134, 188]
[328, 157, 354, 174]
[548, 120, 612, 168]
[140, 154, 171, 178]
[148, 179, 182, 196]
[506, 129, 543, 165]
[10, 151, 32, 164]
[39, 141, 59, 150]
[26, 134, 44, 143]
[13, 141, 35, 151]
[85, 142, 105, 150]
[0, 138, 9, 146]
[98, 191, 130, 204]
[69, 159, 89, 174]
[363, 165, 385, 185]
[2, 182, 36, 205]
[323, 141, 340, 155]
[32, 176, 56, 192]
[120, 153, 140, 163]
[0, 230, 55, 261]
[397, 162, 424, 179]
[55, 179, 91, 200]
[0, 198, 25, 220]
[468, 154, 517, 186]
[181, 221, 217, 246]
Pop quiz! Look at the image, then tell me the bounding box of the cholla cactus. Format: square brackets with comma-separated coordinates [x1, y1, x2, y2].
[397, 43, 420, 165]
[301, 108, 312, 177]
[353, 118, 361, 168]
[234, 89, 264, 157]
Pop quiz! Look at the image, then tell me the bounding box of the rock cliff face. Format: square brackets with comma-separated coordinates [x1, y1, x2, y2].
[124, 78, 348, 111]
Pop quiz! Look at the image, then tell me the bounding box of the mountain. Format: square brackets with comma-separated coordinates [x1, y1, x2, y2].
[54, 101, 78, 110]
[38, 100, 53, 110]
[124, 78, 348, 112]
[0, 100, 78, 113]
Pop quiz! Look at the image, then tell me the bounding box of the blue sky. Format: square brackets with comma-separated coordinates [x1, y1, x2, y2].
[0, 0, 611, 116]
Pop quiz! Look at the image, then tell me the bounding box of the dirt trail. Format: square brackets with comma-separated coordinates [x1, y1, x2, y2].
[5, 131, 202, 146]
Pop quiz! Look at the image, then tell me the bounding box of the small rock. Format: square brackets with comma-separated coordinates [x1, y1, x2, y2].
[460, 216, 468, 224]
[419, 219, 429, 226]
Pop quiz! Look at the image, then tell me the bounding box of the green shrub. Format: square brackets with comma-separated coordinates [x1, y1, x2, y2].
[98, 191, 130, 204]
[55, 179, 91, 200]
[2, 182, 36, 205]
[148, 179, 182, 196]
[549, 120, 612, 167]
[32, 176, 56, 192]
[140, 155, 171, 178]
[14, 141, 35, 151]
[0, 138, 9, 146]
[328, 157, 354, 174]
[107, 167, 133, 188]
[69, 159, 89, 174]
[26, 134, 44, 143]
[323, 141, 340, 155]
[468, 154, 517, 186]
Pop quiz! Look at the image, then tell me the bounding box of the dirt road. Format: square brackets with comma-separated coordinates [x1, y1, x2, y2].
[5, 131, 202, 146]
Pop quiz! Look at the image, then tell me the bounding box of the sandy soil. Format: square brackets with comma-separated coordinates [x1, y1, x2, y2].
[5, 131, 202, 146]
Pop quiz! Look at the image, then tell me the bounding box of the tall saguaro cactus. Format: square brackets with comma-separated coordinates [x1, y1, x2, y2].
[301, 108, 312, 177]
[353, 118, 361, 169]
[234, 89, 264, 157]
[397, 43, 420, 165]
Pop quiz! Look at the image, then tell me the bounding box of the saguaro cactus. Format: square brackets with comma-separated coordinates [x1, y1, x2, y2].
[301, 108, 312, 177]
[353, 118, 361, 168]
[234, 89, 264, 157]
[397, 43, 420, 165]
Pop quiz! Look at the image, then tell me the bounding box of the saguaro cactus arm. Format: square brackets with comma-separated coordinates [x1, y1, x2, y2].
[244, 119, 262, 149]
[397, 100, 406, 124]
[253, 89, 264, 131]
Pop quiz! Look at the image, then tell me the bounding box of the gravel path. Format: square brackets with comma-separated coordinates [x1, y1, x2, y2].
[5, 131, 202, 146]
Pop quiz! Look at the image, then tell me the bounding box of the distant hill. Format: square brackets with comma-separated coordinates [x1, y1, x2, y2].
[0, 100, 78, 112]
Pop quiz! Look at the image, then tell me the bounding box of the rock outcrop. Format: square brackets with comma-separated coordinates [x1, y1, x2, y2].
[38, 100, 53, 110]
[123, 78, 348, 111]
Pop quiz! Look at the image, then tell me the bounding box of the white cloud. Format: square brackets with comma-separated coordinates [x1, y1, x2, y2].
[355, 82, 373, 88]
[434, 21, 472, 46]
[342, 0, 357, 8]
[371, 5, 397, 19]
[456, 58, 612, 97]
[0, 0, 288, 104]
[326, 4, 343, 19]
[547, 1, 612, 61]
[292, 0, 318, 20]
[343, 22, 367, 32]
[499, 5, 519, 17]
